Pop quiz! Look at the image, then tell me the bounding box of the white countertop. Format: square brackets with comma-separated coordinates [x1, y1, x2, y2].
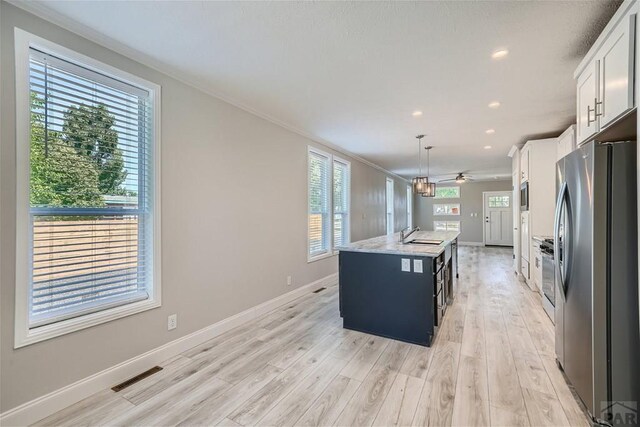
[337, 230, 460, 257]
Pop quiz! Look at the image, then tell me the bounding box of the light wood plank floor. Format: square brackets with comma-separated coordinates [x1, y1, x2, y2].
[35, 246, 589, 426]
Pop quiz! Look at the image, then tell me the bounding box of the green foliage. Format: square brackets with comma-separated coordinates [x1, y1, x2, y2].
[62, 104, 127, 194]
[435, 186, 460, 199]
[30, 93, 104, 207]
[29, 92, 129, 207]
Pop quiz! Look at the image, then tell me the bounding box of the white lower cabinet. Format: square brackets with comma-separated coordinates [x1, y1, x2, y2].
[521, 258, 529, 281]
[532, 241, 543, 292]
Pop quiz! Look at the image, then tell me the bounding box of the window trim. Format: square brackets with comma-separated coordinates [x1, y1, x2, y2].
[14, 29, 162, 348]
[332, 156, 351, 256]
[385, 178, 394, 235]
[406, 184, 412, 229]
[433, 203, 461, 216]
[307, 146, 351, 262]
[435, 186, 461, 199]
[434, 221, 461, 232]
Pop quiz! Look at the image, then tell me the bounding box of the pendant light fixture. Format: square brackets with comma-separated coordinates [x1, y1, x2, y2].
[412, 135, 436, 197]
[421, 145, 436, 197]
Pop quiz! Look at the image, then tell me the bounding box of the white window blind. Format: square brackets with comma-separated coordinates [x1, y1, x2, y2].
[308, 150, 331, 258]
[333, 159, 350, 248]
[28, 48, 154, 328]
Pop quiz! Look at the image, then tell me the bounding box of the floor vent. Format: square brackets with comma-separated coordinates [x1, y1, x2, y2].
[313, 287, 327, 294]
[111, 366, 163, 392]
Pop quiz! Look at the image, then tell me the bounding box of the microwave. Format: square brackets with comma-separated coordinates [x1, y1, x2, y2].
[520, 182, 529, 211]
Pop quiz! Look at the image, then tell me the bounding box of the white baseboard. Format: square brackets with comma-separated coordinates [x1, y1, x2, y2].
[458, 241, 484, 246]
[0, 273, 338, 427]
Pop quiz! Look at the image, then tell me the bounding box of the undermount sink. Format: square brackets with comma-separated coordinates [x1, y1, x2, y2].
[406, 239, 444, 245]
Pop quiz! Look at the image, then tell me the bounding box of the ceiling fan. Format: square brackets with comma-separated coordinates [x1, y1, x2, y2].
[438, 172, 474, 184]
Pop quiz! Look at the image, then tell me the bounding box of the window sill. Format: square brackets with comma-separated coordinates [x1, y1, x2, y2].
[307, 252, 337, 263]
[14, 297, 161, 349]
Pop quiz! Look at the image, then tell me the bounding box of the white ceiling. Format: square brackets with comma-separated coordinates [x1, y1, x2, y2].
[19, 0, 621, 181]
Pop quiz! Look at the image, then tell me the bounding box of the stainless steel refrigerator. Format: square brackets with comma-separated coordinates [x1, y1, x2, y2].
[555, 140, 639, 426]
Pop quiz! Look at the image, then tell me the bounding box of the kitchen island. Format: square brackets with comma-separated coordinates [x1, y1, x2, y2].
[337, 231, 459, 346]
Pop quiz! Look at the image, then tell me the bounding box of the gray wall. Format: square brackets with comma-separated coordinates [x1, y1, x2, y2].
[414, 180, 512, 243]
[0, 2, 408, 412]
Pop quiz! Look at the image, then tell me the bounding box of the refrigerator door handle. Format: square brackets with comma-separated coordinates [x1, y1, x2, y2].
[554, 182, 568, 296]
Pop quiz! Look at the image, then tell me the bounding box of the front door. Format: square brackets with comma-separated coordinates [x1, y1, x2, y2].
[484, 191, 514, 246]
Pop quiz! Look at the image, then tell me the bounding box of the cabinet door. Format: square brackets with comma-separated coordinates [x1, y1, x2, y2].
[599, 12, 636, 128]
[521, 212, 530, 261]
[576, 61, 599, 144]
[520, 148, 530, 183]
[557, 126, 576, 160]
[533, 248, 543, 290]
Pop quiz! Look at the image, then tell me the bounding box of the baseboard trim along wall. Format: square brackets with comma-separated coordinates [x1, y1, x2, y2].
[0, 273, 339, 427]
[458, 241, 484, 246]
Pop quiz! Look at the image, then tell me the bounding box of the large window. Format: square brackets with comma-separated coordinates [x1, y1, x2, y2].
[308, 147, 350, 261]
[406, 185, 413, 229]
[434, 203, 460, 216]
[434, 221, 461, 232]
[333, 158, 350, 249]
[386, 178, 394, 235]
[15, 31, 161, 347]
[435, 186, 460, 199]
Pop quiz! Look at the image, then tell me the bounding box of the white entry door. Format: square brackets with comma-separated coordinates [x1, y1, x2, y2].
[484, 191, 514, 246]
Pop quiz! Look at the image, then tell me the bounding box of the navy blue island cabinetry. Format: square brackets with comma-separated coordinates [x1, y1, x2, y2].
[338, 231, 459, 347]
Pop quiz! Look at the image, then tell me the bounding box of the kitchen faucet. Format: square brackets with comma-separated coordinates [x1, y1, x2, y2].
[400, 226, 420, 243]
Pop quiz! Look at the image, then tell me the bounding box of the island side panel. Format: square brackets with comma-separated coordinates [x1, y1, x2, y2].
[338, 251, 435, 346]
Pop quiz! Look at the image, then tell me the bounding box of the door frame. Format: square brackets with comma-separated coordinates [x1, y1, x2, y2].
[482, 190, 514, 246]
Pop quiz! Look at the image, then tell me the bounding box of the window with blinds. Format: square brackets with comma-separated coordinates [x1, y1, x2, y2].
[333, 159, 350, 249]
[308, 149, 330, 258]
[27, 47, 155, 328]
[307, 148, 350, 260]
[386, 178, 394, 235]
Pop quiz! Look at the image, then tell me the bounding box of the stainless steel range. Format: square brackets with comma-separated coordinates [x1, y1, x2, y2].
[539, 238, 554, 322]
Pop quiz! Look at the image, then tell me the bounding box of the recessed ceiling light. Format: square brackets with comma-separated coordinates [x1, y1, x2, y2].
[488, 101, 501, 109]
[491, 49, 509, 59]
[412, 111, 423, 117]
[484, 145, 492, 149]
[485, 129, 495, 135]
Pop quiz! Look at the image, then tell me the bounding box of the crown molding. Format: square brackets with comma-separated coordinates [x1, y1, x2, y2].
[6, 0, 409, 183]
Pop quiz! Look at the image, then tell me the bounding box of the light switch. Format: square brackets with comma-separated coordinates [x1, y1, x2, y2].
[413, 259, 423, 273]
[401, 258, 411, 272]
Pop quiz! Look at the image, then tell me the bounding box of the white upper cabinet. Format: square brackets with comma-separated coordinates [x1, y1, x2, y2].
[576, 62, 599, 144]
[520, 146, 530, 183]
[575, 0, 637, 145]
[557, 125, 576, 161]
[599, 10, 636, 128]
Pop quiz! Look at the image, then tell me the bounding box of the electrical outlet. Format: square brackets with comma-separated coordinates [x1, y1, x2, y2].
[401, 258, 411, 272]
[413, 259, 423, 273]
[287, 275, 292, 286]
[168, 314, 177, 331]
